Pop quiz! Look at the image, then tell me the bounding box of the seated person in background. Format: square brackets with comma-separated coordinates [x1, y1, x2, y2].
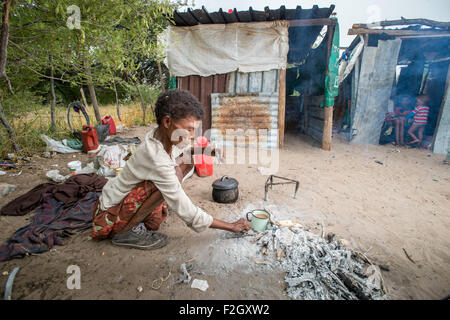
[408, 95, 430, 146]
[391, 96, 414, 146]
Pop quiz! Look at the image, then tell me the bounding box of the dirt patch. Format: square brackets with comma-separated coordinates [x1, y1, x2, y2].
[0, 125, 449, 300]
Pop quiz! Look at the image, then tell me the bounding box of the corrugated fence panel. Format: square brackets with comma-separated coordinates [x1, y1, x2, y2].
[228, 70, 280, 94]
[177, 73, 230, 132]
[249, 72, 263, 92]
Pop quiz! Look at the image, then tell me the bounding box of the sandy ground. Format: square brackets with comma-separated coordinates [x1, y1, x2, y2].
[0, 125, 449, 300]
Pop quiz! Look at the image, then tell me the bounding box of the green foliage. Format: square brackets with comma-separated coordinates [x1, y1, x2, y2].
[3, 0, 178, 99]
[0, 1, 185, 154]
[123, 82, 161, 107]
[1, 89, 44, 115]
[0, 0, 188, 156]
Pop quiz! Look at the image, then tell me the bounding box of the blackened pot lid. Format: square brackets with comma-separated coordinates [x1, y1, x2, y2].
[212, 176, 239, 190]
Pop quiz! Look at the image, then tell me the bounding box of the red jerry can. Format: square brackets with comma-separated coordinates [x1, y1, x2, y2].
[101, 115, 116, 135]
[81, 125, 99, 154]
[194, 136, 213, 177]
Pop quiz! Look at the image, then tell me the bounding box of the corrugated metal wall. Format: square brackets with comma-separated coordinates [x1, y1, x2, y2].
[177, 70, 280, 139]
[351, 39, 402, 145]
[433, 65, 450, 154]
[209, 70, 281, 149]
[210, 93, 279, 149]
[227, 70, 280, 94]
[177, 74, 230, 131]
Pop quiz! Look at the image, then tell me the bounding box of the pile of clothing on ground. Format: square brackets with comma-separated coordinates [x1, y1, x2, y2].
[0, 174, 108, 262]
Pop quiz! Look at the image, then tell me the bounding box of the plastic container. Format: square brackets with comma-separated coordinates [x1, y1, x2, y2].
[81, 126, 99, 154]
[67, 161, 82, 175]
[194, 136, 213, 177]
[101, 115, 116, 135]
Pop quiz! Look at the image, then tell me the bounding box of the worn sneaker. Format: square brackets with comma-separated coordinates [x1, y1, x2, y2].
[112, 223, 168, 250]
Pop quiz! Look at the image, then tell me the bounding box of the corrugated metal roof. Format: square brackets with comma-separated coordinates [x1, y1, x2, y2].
[172, 5, 335, 26]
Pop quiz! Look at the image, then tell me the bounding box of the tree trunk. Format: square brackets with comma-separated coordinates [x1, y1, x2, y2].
[88, 84, 101, 123]
[0, 102, 20, 152]
[157, 61, 165, 92]
[136, 85, 146, 125]
[113, 81, 121, 121]
[0, 0, 13, 94]
[84, 61, 101, 123]
[0, 0, 19, 153]
[80, 87, 88, 108]
[49, 55, 56, 132]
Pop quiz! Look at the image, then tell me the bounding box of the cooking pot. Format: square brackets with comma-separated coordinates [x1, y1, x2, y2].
[212, 176, 239, 204]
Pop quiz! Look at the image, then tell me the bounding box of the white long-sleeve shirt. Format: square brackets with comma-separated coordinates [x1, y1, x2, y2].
[99, 127, 213, 233]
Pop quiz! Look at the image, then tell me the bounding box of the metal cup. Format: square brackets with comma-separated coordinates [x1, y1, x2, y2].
[246, 210, 270, 233]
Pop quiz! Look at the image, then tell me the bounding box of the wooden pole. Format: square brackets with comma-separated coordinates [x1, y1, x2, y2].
[323, 107, 333, 151]
[352, 18, 450, 30]
[288, 18, 337, 27]
[348, 29, 450, 37]
[278, 68, 286, 148]
[322, 24, 336, 151]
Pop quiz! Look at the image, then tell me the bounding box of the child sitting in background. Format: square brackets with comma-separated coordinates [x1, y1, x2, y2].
[407, 95, 430, 146]
[391, 95, 414, 146]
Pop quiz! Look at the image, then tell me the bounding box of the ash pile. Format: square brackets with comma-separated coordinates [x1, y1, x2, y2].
[256, 225, 388, 300]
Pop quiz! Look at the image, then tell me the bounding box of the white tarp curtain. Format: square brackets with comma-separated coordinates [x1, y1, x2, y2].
[164, 21, 290, 77]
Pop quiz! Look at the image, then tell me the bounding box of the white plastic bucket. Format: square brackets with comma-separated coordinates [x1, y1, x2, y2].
[67, 161, 82, 175]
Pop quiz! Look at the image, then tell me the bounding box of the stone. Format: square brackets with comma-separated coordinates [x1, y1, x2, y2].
[0, 183, 16, 198]
[191, 279, 209, 292]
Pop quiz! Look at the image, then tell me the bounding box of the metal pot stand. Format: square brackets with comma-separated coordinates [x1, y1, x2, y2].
[264, 175, 300, 201]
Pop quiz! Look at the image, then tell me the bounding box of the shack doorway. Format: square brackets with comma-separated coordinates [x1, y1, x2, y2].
[334, 33, 450, 153]
[379, 37, 450, 149]
[284, 24, 331, 144]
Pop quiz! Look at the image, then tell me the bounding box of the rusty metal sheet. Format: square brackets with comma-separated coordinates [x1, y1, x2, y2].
[211, 93, 279, 149]
[177, 73, 230, 132]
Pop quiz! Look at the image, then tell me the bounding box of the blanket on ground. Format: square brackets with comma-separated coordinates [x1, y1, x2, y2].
[0, 174, 107, 262]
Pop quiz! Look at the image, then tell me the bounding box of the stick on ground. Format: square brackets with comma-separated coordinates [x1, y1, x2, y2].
[403, 248, 416, 264]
